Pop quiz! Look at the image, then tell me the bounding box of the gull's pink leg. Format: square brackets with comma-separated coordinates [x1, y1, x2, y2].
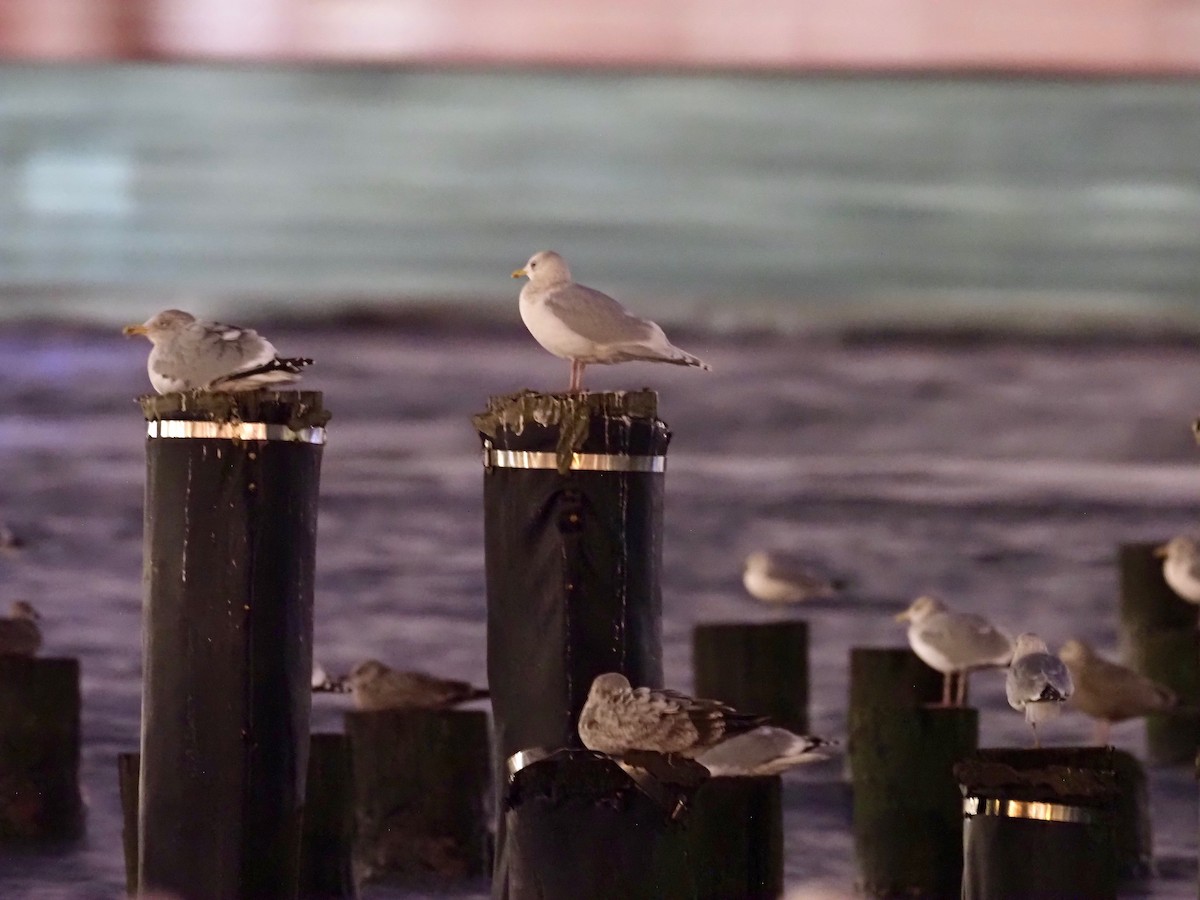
[568, 360, 586, 393]
[956, 670, 969, 706]
[941, 673, 952, 706]
[1095, 719, 1111, 746]
[1031, 722, 1040, 749]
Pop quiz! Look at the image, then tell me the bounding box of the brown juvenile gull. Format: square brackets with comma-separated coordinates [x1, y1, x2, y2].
[342, 659, 489, 712]
[123, 309, 312, 394]
[694, 726, 837, 777]
[0, 601, 41, 656]
[1155, 535, 1200, 606]
[1058, 638, 1177, 745]
[895, 595, 1013, 706]
[743, 550, 844, 605]
[1007, 632, 1074, 748]
[578, 672, 766, 759]
[512, 250, 709, 393]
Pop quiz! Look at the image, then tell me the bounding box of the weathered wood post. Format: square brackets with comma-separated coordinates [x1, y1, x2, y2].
[300, 734, 357, 900]
[1118, 542, 1200, 765]
[0, 657, 82, 840]
[345, 709, 490, 886]
[137, 391, 328, 900]
[849, 647, 975, 899]
[118, 751, 140, 894]
[956, 748, 1123, 900]
[477, 390, 677, 900]
[692, 622, 809, 733]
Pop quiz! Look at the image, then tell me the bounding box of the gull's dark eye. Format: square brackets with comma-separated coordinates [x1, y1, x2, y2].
[530, 261, 537, 269]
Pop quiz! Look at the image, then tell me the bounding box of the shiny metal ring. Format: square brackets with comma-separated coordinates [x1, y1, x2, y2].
[484, 449, 665, 473]
[506, 747, 551, 779]
[963, 796, 1100, 824]
[147, 421, 327, 444]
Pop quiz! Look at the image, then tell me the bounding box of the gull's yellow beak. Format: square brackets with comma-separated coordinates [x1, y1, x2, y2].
[511, 268, 526, 279]
[122, 324, 147, 337]
[1153, 543, 1169, 558]
[893, 609, 911, 622]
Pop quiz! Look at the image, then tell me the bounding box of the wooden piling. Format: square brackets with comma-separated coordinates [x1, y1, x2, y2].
[688, 775, 783, 900]
[300, 734, 357, 900]
[476, 391, 671, 900]
[137, 391, 328, 900]
[692, 622, 808, 733]
[0, 657, 82, 841]
[346, 709, 490, 886]
[849, 647, 976, 899]
[1118, 542, 1200, 765]
[956, 748, 1123, 900]
[120, 736, 359, 899]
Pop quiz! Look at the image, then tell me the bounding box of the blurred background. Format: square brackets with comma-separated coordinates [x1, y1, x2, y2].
[1, 0, 1198, 328]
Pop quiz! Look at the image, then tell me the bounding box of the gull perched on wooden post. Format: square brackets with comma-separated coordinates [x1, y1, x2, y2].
[1155, 535, 1200, 606]
[578, 672, 766, 759]
[123, 309, 312, 394]
[512, 250, 709, 393]
[0, 601, 41, 656]
[895, 595, 1012, 706]
[1058, 638, 1177, 745]
[336, 659, 489, 712]
[1007, 633, 1074, 748]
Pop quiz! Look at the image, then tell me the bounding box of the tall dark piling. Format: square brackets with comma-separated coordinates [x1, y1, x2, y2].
[300, 734, 357, 900]
[345, 709, 490, 886]
[118, 751, 140, 894]
[688, 775, 783, 900]
[476, 391, 670, 899]
[1118, 542, 1200, 765]
[0, 657, 82, 840]
[956, 748, 1125, 900]
[692, 622, 808, 733]
[849, 647, 976, 899]
[138, 391, 328, 900]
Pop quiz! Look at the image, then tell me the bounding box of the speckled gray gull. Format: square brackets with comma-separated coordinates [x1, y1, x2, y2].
[341, 659, 489, 712]
[1058, 638, 1177, 745]
[512, 250, 709, 392]
[1006, 632, 1074, 747]
[1155, 535, 1200, 606]
[743, 550, 844, 605]
[895, 595, 1013, 706]
[694, 725, 837, 776]
[578, 672, 766, 758]
[0, 601, 41, 656]
[123, 309, 312, 394]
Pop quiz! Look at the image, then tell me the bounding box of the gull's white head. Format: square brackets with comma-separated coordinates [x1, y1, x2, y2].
[744, 550, 770, 574]
[348, 659, 390, 689]
[10, 601, 39, 621]
[895, 594, 944, 623]
[123, 309, 196, 342]
[588, 672, 631, 699]
[1012, 632, 1049, 659]
[1057, 638, 1092, 666]
[512, 250, 572, 285]
[1156, 535, 1199, 561]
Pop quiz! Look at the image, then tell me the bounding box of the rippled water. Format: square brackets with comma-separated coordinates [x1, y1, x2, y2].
[0, 321, 1197, 898]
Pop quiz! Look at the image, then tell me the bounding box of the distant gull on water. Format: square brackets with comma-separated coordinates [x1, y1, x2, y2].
[895, 595, 1012, 706]
[512, 250, 709, 392]
[327, 659, 489, 712]
[1058, 638, 1177, 745]
[1155, 535, 1200, 608]
[743, 550, 844, 605]
[578, 672, 766, 759]
[123, 309, 312, 394]
[0, 601, 41, 656]
[695, 725, 837, 777]
[1006, 632, 1074, 747]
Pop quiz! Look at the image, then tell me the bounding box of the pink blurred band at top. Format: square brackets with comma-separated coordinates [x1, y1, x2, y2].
[1, 0, 1199, 74]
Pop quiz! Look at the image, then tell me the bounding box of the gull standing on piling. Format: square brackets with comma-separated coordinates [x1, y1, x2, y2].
[895, 596, 1013, 706]
[0, 601, 41, 656]
[335, 660, 489, 712]
[1155, 535, 1200, 606]
[512, 250, 709, 392]
[742, 550, 844, 605]
[1006, 632, 1074, 748]
[1058, 638, 1177, 745]
[123, 309, 313, 394]
[578, 672, 766, 759]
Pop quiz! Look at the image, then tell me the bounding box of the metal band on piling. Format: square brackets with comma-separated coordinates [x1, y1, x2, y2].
[963, 796, 1100, 825]
[482, 445, 665, 473]
[147, 421, 327, 444]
